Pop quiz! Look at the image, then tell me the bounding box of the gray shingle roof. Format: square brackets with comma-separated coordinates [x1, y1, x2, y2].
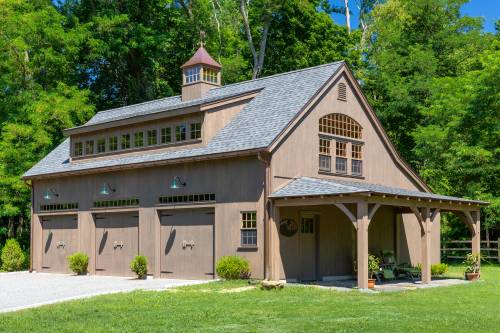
[269, 177, 487, 204]
[24, 62, 343, 178]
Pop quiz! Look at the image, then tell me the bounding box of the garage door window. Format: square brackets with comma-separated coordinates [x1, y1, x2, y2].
[241, 212, 257, 247]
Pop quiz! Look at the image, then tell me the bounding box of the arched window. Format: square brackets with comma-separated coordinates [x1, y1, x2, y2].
[319, 113, 362, 139]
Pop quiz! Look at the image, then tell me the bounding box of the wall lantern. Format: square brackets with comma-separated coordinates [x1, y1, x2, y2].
[99, 183, 116, 196]
[170, 176, 186, 189]
[43, 188, 59, 200]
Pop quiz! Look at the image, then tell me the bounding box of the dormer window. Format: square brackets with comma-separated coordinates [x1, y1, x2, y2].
[176, 124, 187, 141]
[190, 122, 201, 139]
[85, 140, 94, 155]
[97, 138, 106, 153]
[184, 66, 200, 84]
[147, 129, 157, 145]
[74, 142, 83, 156]
[121, 134, 131, 149]
[134, 132, 144, 147]
[318, 113, 363, 177]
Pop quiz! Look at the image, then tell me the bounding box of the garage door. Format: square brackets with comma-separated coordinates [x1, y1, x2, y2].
[160, 209, 214, 279]
[41, 215, 78, 273]
[95, 212, 138, 277]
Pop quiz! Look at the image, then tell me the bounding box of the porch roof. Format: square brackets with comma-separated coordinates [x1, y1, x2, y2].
[269, 177, 487, 205]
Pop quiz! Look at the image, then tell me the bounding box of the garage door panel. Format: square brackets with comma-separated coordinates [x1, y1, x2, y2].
[95, 213, 138, 277]
[41, 215, 78, 273]
[160, 209, 214, 280]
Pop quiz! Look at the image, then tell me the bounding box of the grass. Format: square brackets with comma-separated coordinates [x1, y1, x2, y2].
[1, 265, 500, 333]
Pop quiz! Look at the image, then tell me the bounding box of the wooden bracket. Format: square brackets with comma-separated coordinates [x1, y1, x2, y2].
[333, 203, 357, 229]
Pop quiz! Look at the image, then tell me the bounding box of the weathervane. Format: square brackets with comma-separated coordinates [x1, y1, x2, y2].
[199, 30, 206, 47]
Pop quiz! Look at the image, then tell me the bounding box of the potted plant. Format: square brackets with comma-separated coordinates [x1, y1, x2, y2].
[464, 253, 481, 281]
[368, 254, 381, 289]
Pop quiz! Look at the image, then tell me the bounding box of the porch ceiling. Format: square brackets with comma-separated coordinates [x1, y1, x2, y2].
[269, 177, 488, 206]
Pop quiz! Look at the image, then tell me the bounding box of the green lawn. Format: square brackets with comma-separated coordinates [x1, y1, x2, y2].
[1, 265, 500, 333]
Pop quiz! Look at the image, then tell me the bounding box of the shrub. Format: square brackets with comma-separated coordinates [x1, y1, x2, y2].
[67, 252, 89, 274]
[216, 256, 250, 280]
[1, 239, 25, 271]
[131, 255, 148, 279]
[431, 263, 449, 276]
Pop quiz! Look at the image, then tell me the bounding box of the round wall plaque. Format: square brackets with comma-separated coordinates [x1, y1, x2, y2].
[279, 218, 298, 237]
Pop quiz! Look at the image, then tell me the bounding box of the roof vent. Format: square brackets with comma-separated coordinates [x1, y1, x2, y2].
[338, 82, 347, 102]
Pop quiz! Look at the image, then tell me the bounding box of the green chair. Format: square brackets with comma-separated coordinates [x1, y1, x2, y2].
[380, 250, 421, 282]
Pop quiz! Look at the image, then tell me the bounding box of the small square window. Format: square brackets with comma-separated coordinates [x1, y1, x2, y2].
[147, 129, 157, 145]
[109, 136, 118, 151]
[161, 127, 171, 144]
[134, 132, 144, 147]
[85, 140, 94, 155]
[74, 142, 83, 156]
[121, 134, 131, 149]
[176, 124, 186, 141]
[97, 138, 106, 153]
[190, 123, 201, 139]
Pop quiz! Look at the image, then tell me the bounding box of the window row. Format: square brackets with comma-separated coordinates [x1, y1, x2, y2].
[73, 122, 202, 157]
[40, 202, 79, 212]
[93, 198, 140, 208]
[319, 138, 363, 176]
[158, 193, 216, 205]
[184, 66, 218, 84]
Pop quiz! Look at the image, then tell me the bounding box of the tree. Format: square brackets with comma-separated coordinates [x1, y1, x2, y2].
[361, 0, 488, 166]
[0, 0, 94, 247]
[413, 35, 500, 239]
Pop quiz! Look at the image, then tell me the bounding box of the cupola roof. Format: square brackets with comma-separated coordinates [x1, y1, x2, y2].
[181, 46, 221, 69]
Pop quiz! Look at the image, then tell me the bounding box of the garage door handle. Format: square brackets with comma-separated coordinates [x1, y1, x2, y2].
[182, 240, 195, 249]
[113, 241, 124, 249]
[56, 241, 66, 249]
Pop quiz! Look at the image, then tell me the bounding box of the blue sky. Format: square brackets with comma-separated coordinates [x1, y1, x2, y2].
[330, 0, 499, 33]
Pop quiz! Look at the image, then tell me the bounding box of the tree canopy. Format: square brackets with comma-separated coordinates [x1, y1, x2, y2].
[0, 0, 498, 248]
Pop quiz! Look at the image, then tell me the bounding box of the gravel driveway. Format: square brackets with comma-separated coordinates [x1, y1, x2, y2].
[0, 271, 207, 313]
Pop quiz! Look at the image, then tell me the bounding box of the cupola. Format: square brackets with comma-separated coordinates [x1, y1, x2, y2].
[181, 46, 221, 101]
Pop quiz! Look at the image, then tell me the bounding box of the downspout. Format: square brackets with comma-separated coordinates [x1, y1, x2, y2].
[258, 151, 271, 279]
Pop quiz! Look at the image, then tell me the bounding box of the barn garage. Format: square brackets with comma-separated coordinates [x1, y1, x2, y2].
[94, 212, 139, 277]
[160, 208, 214, 280]
[41, 214, 79, 273]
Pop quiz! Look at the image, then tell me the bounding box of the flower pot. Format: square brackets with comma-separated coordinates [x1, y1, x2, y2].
[368, 278, 376, 289]
[465, 272, 480, 281]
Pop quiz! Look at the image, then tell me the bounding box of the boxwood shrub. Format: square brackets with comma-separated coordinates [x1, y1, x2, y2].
[431, 263, 449, 276]
[130, 255, 148, 279]
[216, 255, 250, 280]
[1, 239, 25, 271]
[67, 252, 89, 274]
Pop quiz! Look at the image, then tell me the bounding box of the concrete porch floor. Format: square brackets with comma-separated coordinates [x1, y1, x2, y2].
[296, 278, 469, 292]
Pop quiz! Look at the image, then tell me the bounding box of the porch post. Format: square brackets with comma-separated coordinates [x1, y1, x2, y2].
[421, 207, 432, 284]
[357, 201, 369, 289]
[269, 204, 281, 281]
[471, 211, 481, 256]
